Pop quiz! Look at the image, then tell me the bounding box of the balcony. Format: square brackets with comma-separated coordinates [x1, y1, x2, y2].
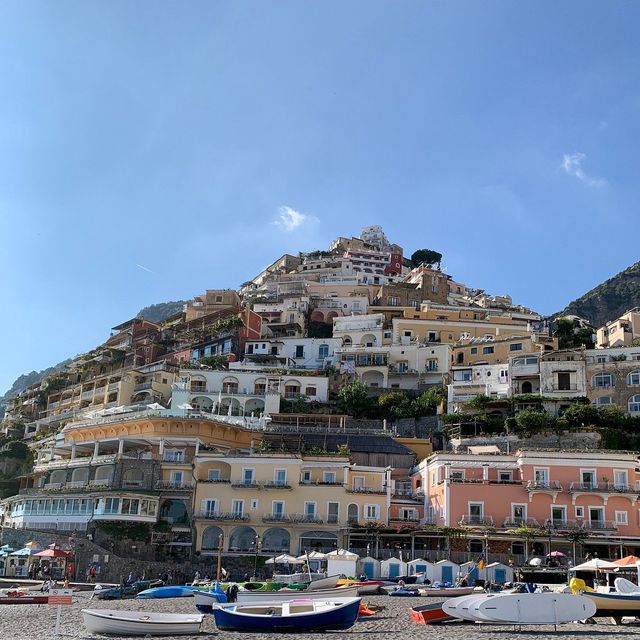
[459, 515, 494, 527]
[549, 384, 578, 392]
[502, 517, 541, 528]
[155, 481, 192, 491]
[200, 478, 231, 484]
[569, 482, 639, 495]
[263, 481, 292, 490]
[389, 516, 420, 524]
[583, 520, 618, 531]
[231, 480, 261, 489]
[262, 513, 290, 523]
[134, 381, 154, 392]
[526, 480, 562, 492]
[81, 391, 93, 400]
[196, 511, 250, 522]
[107, 383, 120, 391]
[290, 513, 324, 524]
[389, 367, 419, 376]
[300, 480, 344, 487]
[162, 454, 193, 464]
[346, 487, 387, 495]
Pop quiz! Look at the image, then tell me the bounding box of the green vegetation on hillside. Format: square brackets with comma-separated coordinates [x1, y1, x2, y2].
[557, 261, 640, 327]
[136, 300, 187, 323]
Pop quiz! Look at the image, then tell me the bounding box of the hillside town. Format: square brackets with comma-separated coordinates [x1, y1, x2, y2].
[2, 224, 640, 583]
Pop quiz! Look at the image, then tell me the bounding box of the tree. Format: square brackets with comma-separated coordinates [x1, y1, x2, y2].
[377, 391, 411, 420]
[561, 403, 600, 429]
[563, 528, 589, 564]
[515, 408, 548, 433]
[465, 394, 492, 417]
[439, 526, 467, 560]
[507, 525, 541, 561]
[553, 318, 595, 349]
[410, 249, 443, 268]
[337, 381, 373, 418]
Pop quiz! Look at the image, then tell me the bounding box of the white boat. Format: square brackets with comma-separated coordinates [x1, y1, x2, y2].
[81, 608, 204, 636]
[305, 574, 341, 591]
[445, 593, 596, 624]
[235, 584, 359, 604]
[418, 586, 475, 597]
[614, 577, 640, 595]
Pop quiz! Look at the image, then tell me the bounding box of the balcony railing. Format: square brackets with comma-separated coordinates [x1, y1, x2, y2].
[549, 384, 578, 392]
[526, 480, 562, 491]
[290, 513, 324, 524]
[155, 481, 192, 491]
[346, 487, 387, 495]
[196, 511, 250, 522]
[262, 513, 290, 522]
[231, 481, 261, 489]
[583, 520, 618, 531]
[300, 480, 344, 487]
[502, 517, 541, 528]
[263, 481, 292, 489]
[200, 478, 231, 484]
[389, 516, 420, 524]
[569, 482, 638, 494]
[459, 515, 494, 526]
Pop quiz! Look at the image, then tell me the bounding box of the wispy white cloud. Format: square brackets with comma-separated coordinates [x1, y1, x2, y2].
[135, 263, 155, 274]
[561, 153, 606, 187]
[273, 206, 319, 232]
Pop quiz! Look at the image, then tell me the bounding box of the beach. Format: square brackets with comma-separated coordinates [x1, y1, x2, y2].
[1, 593, 638, 640]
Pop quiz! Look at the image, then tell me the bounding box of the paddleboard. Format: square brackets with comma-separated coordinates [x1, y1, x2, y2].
[442, 594, 498, 621]
[475, 593, 596, 624]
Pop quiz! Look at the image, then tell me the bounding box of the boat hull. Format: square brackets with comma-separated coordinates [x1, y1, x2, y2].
[136, 586, 196, 598]
[81, 609, 203, 636]
[410, 602, 453, 625]
[194, 590, 229, 613]
[584, 592, 640, 614]
[419, 587, 474, 597]
[212, 598, 361, 632]
[0, 595, 49, 605]
[235, 584, 359, 603]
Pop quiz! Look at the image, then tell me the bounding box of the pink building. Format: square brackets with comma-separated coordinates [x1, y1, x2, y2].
[414, 449, 640, 563]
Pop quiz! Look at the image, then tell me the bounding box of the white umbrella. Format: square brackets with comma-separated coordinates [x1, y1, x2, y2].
[146, 402, 164, 410]
[325, 548, 358, 560]
[298, 551, 327, 560]
[265, 554, 305, 565]
[178, 403, 193, 410]
[571, 558, 619, 572]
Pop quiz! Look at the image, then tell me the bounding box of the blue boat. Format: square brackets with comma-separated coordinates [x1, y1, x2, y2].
[212, 596, 361, 632]
[136, 585, 199, 598]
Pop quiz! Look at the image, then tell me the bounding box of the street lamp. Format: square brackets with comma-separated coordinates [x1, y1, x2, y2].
[252, 535, 262, 580]
[544, 520, 557, 565]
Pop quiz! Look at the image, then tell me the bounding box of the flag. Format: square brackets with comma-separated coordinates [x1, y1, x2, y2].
[477, 559, 485, 570]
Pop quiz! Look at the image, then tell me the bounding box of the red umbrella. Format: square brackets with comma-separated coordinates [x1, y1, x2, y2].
[34, 544, 72, 558]
[613, 555, 640, 566]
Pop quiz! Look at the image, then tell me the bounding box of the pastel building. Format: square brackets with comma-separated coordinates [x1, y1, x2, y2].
[193, 452, 390, 556]
[585, 346, 640, 414]
[415, 449, 640, 562]
[597, 308, 640, 349]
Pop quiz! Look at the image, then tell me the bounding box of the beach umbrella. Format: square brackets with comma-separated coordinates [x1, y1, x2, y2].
[178, 403, 193, 410]
[572, 558, 619, 572]
[546, 551, 566, 558]
[146, 402, 164, 410]
[34, 544, 72, 558]
[265, 554, 304, 565]
[613, 555, 640, 566]
[298, 551, 327, 560]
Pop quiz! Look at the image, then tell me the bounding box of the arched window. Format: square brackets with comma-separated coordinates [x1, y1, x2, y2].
[342, 336, 352, 346]
[202, 526, 224, 550]
[592, 372, 615, 388]
[627, 371, 640, 386]
[122, 468, 145, 487]
[347, 504, 359, 524]
[629, 395, 640, 413]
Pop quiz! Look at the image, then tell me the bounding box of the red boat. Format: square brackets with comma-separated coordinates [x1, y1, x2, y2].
[409, 602, 453, 624]
[0, 590, 49, 605]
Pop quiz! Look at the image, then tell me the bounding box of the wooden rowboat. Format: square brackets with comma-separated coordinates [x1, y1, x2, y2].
[212, 597, 361, 632]
[409, 602, 454, 624]
[82, 608, 203, 636]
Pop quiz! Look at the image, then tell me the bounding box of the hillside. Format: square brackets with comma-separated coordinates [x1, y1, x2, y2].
[556, 261, 640, 327]
[1, 300, 186, 403]
[135, 300, 186, 323]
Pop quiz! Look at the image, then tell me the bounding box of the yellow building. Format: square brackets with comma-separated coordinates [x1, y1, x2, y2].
[451, 334, 557, 367]
[193, 452, 390, 556]
[597, 308, 640, 349]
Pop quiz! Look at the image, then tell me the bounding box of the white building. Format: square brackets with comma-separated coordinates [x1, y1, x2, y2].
[243, 338, 342, 370]
[447, 363, 510, 411]
[172, 368, 330, 416]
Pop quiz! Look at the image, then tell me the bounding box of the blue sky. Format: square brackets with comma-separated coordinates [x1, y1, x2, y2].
[1, 1, 639, 393]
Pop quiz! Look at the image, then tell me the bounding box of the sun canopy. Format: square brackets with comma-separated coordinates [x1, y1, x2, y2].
[572, 558, 620, 572]
[297, 551, 327, 560]
[10, 547, 40, 556]
[265, 554, 305, 565]
[325, 548, 358, 561]
[34, 544, 72, 558]
[613, 555, 640, 567]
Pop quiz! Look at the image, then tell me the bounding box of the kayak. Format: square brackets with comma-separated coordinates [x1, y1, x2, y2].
[137, 585, 199, 598]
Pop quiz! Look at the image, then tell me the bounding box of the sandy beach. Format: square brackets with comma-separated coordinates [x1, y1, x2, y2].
[1, 593, 638, 640]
